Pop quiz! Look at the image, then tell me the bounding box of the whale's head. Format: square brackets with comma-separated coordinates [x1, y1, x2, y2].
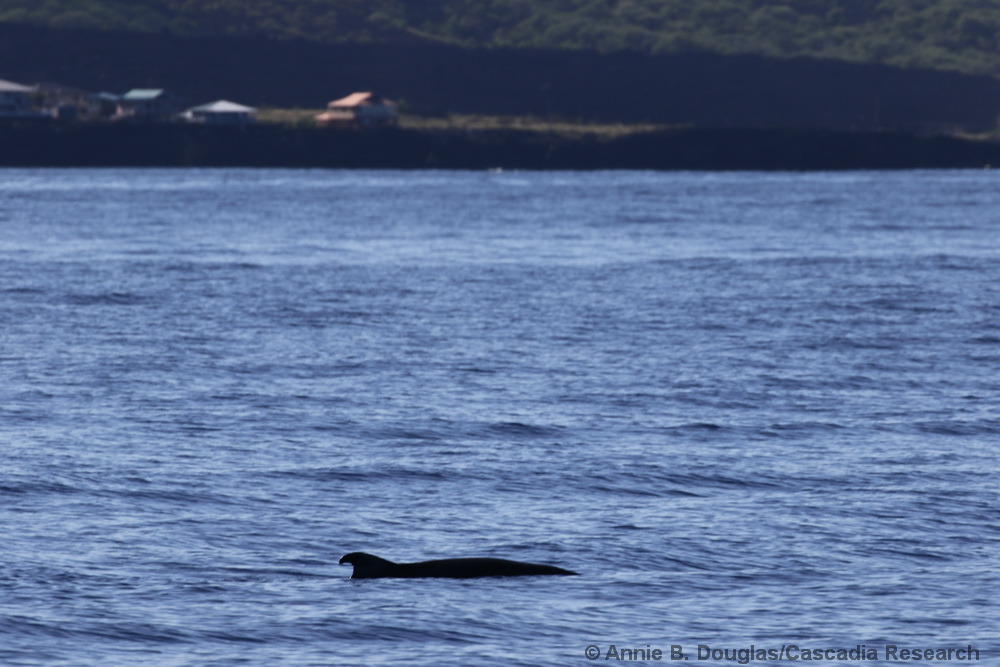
[340, 552, 395, 579]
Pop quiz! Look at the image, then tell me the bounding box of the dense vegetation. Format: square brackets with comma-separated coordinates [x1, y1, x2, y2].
[4, 0, 1000, 76]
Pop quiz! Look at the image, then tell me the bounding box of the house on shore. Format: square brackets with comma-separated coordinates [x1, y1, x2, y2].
[0, 78, 39, 118]
[116, 89, 184, 121]
[35, 82, 91, 120]
[181, 100, 256, 125]
[89, 92, 121, 119]
[315, 92, 398, 128]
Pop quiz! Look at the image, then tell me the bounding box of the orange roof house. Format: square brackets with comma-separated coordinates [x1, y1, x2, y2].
[315, 92, 398, 128]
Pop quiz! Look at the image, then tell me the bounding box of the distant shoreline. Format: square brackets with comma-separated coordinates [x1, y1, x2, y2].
[2, 122, 999, 171]
[6, 23, 1000, 132]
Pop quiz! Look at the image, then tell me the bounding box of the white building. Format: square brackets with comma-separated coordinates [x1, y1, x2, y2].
[0, 78, 37, 117]
[181, 100, 257, 125]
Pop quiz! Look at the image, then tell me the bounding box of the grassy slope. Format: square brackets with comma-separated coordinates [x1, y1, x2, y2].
[257, 107, 669, 135]
[2, 0, 1000, 76]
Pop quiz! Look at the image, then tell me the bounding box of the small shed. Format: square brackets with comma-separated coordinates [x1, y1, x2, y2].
[89, 92, 122, 119]
[116, 89, 185, 120]
[181, 100, 257, 125]
[0, 78, 37, 117]
[316, 92, 398, 128]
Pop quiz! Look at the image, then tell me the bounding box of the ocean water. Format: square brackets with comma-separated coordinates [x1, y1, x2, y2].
[0, 168, 997, 666]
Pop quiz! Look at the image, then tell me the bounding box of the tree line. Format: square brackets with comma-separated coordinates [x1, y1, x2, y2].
[2, 0, 999, 77]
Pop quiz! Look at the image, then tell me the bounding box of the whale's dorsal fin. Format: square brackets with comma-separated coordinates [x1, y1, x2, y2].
[339, 552, 396, 579]
[339, 552, 577, 578]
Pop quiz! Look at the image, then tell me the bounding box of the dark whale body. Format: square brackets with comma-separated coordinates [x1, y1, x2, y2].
[340, 552, 578, 579]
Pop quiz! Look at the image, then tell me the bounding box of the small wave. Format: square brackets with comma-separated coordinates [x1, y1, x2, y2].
[0, 615, 76, 639]
[759, 421, 847, 437]
[867, 546, 953, 562]
[822, 336, 901, 351]
[63, 292, 148, 306]
[452, 365, 499, 374]
[914, 420, 1000, 436]
[269, 466, 453, 483]
[664, 422, 724, 433]
[94, 486, 243, 506]
[590, 483, 668, 498]
[0, 616, 191, 644]
[195, 630, 268, 644]
[926, 254, 984, 271]
[582, 468, 780, 498]
[366, 424, 451, 441]
[484, 421, 563, 438]
[1, 475, 244, 506]
[861, 297, 950, 314]
[213, 566, 336, 582]
[0, 479, 84, 496]
[673, 471, 784, 491]
[335, 623, 480, 643]
[0, 286, 45, 295]
[163, 261, 263, 272]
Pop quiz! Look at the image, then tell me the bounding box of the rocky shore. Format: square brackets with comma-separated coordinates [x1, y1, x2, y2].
[3, 122, 999, 171]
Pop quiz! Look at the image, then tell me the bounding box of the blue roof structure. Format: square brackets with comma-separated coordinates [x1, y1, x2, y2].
[121, 89, 166, 101]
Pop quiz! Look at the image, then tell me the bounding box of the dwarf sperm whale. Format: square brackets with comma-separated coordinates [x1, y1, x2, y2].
[339, 552, 578, 579]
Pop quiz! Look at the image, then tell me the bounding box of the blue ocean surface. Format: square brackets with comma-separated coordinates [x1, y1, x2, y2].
[0, 168, 997, 666]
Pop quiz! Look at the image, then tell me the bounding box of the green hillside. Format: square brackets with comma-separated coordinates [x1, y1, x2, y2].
[3, 0, 1000, 76]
